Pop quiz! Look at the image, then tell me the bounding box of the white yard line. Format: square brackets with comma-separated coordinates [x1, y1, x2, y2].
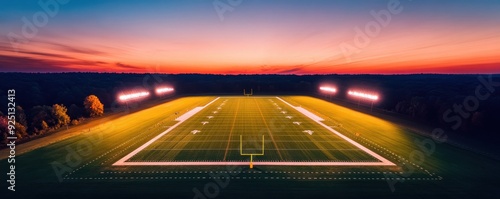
[113, 97, 220, 166]
[275, 97, 395, 166]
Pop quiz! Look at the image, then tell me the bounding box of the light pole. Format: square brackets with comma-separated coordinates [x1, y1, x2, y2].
[348, 90, 379, 112]
[319, 86, 337, 100]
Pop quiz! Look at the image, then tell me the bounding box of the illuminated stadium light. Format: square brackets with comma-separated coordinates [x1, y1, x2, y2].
[348, 91, 379, 101]
[348, 90, 379, 111]
[319, 86, 337, 93]
[155, 87, 174, 94]
[119, 91, 150, 101]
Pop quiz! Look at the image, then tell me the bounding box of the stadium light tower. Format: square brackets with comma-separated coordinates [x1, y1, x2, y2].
[319, 86, 337, 100]
[320, 86, 336, 93]
[119, 91, 150, 102]
[347, 90, 379, 111]
[118, 91, 151, 110]
[155, 87, 174, 95]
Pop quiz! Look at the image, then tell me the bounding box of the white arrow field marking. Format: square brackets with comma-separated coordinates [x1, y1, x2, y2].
[191, 130, 201, 134]
[293, 122, 301, 125]
[201, 121, 209, 125]
[303, 130, 314, 135]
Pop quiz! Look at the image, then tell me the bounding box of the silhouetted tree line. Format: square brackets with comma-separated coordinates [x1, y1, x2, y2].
[0, 73, 498, 144]
[0, 86, 104, 146]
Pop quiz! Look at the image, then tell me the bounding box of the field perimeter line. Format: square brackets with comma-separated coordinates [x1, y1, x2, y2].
[275, 97, 396, 166]
[113, 97, 220, 166]
[114, 96, 396, 167]
[113, 161, 394, 166]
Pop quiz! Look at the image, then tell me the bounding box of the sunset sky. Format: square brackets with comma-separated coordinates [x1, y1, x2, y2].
[1, 0, 500, 74]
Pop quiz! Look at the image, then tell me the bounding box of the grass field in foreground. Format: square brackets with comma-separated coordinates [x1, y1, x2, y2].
[128, 97, 378, 162]
[2, 95, 499, 198]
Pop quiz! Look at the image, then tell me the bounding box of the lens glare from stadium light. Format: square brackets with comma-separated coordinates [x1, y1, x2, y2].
[156, 87, 174, 94]
[319, 86, 337, 93]
[119, 91, 150, 101]
[348, 91, 379, 100]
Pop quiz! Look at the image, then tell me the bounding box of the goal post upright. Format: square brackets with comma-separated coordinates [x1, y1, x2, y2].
[240, 135, 265, 169]
[243, 88, 253, 96]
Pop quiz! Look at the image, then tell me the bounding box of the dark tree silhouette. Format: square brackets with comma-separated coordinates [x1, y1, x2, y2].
[30, 105, 54, 135]
[16, 106, 28, 127]
[67, 104, 83, 120]
[0, 116, 8, 144]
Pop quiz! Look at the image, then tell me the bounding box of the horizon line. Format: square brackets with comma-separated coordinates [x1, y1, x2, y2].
[1, 72, 499, 76]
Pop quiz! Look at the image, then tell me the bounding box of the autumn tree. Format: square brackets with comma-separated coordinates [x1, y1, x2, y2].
[41, 121, 49, 132]
[84, 95, 104, 117]
[52, 104, 70, 129]
[15, 123, 28, 139]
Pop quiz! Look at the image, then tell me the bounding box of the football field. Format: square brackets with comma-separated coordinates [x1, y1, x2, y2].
[114, 96, 393, 166]
[5, 95, 499, 198]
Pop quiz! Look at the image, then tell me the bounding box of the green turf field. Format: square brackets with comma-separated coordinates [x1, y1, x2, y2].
[127, 97, 379, 163]
[2, 96, 499, 198]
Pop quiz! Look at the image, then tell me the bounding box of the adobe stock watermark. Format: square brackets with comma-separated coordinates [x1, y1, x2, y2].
[7, 0, 70, 52]
[213, 0, 243, 21]
[192, 164, 243, 199]
[193, 118, 279, 199]
[338, 0, 404, 63]
[51, 129, 104, 182]
[385, 75, 500, 192]
[192, 132, 271, 199]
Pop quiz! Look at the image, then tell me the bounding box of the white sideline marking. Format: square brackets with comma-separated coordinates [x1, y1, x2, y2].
[275, 97, 395, 166]
[113, 97, 220, 166]
[115, 161, 393, 166]
[291, 106, 324, 121]
[176, 107, 203, 121]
